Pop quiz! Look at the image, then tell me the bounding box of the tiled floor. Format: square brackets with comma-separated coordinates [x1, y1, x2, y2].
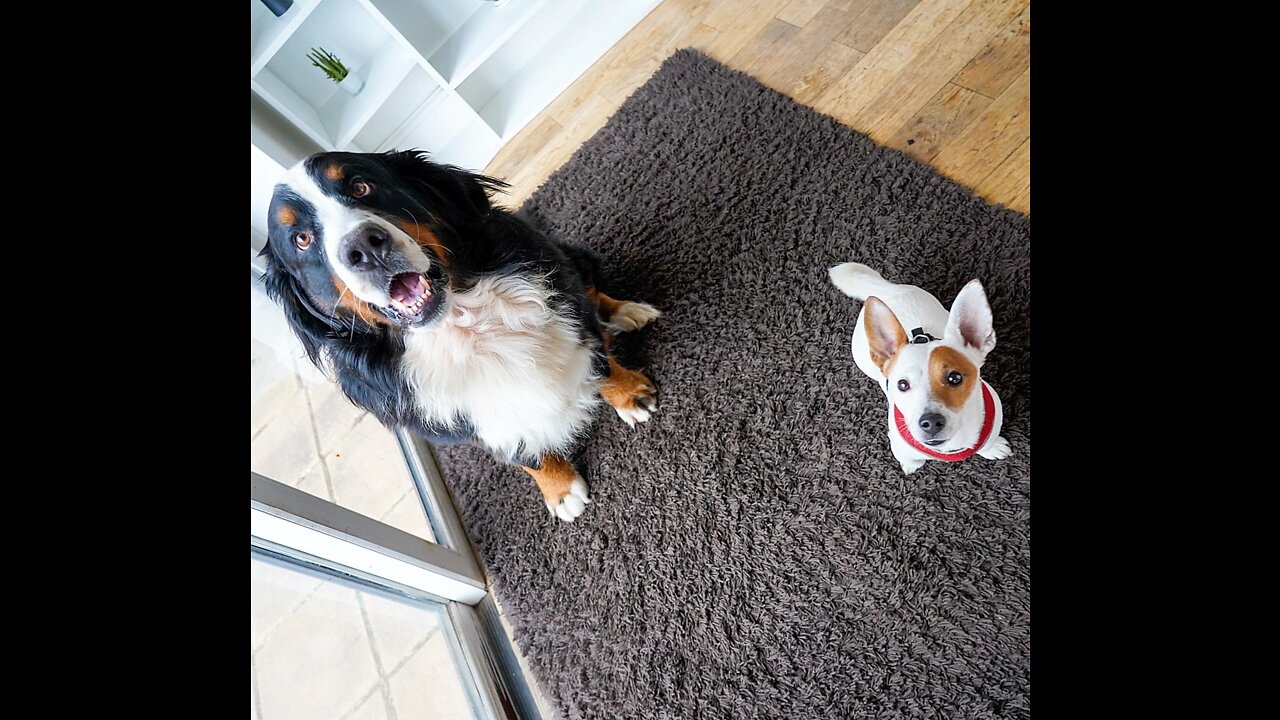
[250, 285, 435, 543]
[251, 554, 479, 720]
[253, 283, 479, 717]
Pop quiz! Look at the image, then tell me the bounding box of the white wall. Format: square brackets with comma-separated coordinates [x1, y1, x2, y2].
[251, 143, 287, 253]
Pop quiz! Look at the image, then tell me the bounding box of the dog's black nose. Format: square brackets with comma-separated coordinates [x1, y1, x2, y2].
[918, 413, 946, 437]
[342, 226, 391, 270]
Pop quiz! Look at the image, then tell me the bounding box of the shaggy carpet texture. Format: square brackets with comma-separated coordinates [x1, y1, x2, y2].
[436, 49, 1030, 719]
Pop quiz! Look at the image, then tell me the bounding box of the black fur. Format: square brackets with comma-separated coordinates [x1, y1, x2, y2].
[259, 150, 608, 461]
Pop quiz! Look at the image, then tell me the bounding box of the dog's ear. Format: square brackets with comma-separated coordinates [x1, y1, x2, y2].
[384, 149, 509, 226]
[944, 279, 996, 358]
[863, 296, 907, 373]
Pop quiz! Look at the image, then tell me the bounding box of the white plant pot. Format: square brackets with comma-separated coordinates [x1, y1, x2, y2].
[338, 74, 364, 97]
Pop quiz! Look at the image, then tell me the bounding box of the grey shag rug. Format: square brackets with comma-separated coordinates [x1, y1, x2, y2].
[436, 49, 1030, 718]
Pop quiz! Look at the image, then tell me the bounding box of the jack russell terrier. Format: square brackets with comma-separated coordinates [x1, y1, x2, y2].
[829, 262, 1012, 474]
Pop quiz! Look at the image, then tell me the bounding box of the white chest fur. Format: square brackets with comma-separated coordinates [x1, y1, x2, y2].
[401, 275, 602, 460]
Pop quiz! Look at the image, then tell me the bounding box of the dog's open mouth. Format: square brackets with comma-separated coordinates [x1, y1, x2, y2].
[388, 272, 432, 318]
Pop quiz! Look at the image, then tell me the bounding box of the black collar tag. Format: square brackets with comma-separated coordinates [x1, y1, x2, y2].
[910, 327, 940, 344]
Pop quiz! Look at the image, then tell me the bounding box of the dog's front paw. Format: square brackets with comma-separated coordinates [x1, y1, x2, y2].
[901, 458, 926, 475]
[603, 364, 659, 427]
[545, 476, 591, 523]
[613, 381, 657, 427]
[978, 435, 1012, 461]
[607, 302, 661, 332]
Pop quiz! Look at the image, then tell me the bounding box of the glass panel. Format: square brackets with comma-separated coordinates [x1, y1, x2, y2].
[251, 280, 435, 542]
[251, 553, 482, 719]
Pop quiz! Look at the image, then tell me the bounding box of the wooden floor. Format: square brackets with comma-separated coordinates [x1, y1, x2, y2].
[485, 0, 1030, 215]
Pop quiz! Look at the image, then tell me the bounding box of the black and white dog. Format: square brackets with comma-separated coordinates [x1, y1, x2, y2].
[261, 151, 660, 522]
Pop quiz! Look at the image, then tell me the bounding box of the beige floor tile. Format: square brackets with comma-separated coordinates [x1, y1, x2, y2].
[360, 590, 444, 673]
[304, 378, 368, 455]
[344, 693, 391, 720]
[328, 414, 416, 527]
[388, 630, 478, 720]
[294, 462, 333, 503]
[251, 348, 301, 438]
[255, 570, 381, 720]
[378, 490, 435, 542]
[252, 662, 259, 719]
[251, 557, 323, 650]
[252, 391, 321, 484]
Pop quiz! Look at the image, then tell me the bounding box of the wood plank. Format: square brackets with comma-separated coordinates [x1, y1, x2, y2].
[952, 3, 1030, 97]
[931, 66, 1029, 188]
[703, 0, 794, 63]
[812, 0, 974, 125]
[744, 2, 865, 91]
[486, 115, 565, 188]
[680, 22, 723, 52]
[788, 42, 866, 105]
[1007, 178, 1029, 214]
[836, 0, 922, 52]
[733, 19, 799, 72]
[851, 0, 1026, 140]
[974, 136, 1029, 213]
[826, 0, 875, 11]
[776, 0, 828, 26]
[555, 0, 716, 106]
[886, 82, 991, 162]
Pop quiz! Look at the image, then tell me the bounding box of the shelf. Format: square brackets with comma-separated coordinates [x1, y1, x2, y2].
[473, 0, 660, 138]
[456, 0, 590, 115]
[353, 67, 446, 152]
[251, 0, 659, 170]
[429, 0, 549, 86]
[434, 120, 502, 172]
[255, 0, 418, 149]
[252, 70, 331, 149]
[383, 91, 498, 168]
[251, 0, 322, 76]
[362, 0, 478, 66]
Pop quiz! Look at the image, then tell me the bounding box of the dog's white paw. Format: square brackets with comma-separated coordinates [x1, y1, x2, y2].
[978, 435, 1012, 461]
[616, 397, 660, 425]
[607, 302, 661, 332]
[613, 389, 657, 427]
[901, 459, 926, 475]
[545, 477, 591, 522]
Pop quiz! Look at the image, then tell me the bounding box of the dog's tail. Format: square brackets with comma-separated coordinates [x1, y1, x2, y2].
[828, 262, 892, 301]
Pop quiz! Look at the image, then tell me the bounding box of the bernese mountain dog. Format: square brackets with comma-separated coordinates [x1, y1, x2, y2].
[261, 150, 660, 522]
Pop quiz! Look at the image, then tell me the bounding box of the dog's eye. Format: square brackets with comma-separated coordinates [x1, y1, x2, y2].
[946, 371, 963, 386]
[293, 231, 313, 250]
[351, 179, 372, 198]
[896, 379, 910, 392]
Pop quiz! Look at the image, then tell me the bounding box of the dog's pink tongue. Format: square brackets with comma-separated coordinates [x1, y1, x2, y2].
[390, 273, 427, 304]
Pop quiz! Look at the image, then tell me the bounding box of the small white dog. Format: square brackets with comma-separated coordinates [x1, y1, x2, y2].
[829, 262, 1012, 474]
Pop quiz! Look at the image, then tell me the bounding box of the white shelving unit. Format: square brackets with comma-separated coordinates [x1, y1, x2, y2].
[250, 0, 659, 171]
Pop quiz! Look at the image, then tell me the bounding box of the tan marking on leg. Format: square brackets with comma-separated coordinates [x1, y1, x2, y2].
[520, 454, 589, 521]
[588, 286, 660, 331]
[601, 355, 658, 426]
[589, 287, 627, 322]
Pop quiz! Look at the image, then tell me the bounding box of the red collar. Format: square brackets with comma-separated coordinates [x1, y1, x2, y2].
[893, 381, 996, 462]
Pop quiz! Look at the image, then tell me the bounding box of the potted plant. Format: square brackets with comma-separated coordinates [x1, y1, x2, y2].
[307, 47, 363, 96]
